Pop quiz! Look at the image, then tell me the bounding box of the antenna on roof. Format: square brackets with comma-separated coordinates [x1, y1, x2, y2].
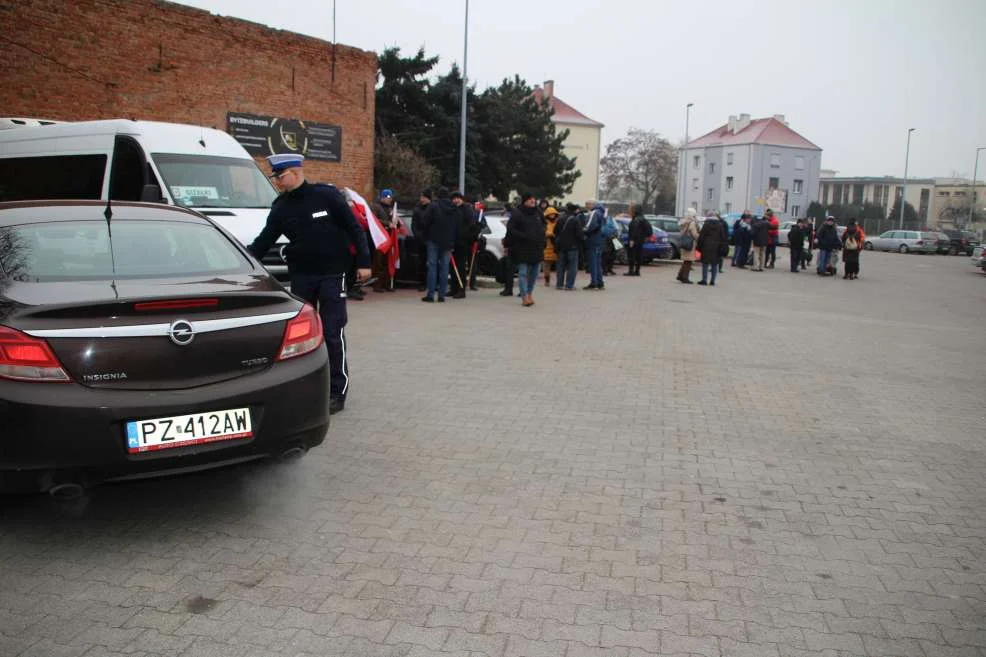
[104, 198, 118, 279]
[198, 126, 206, 148]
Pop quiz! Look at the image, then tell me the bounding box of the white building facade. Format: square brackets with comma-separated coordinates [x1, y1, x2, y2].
[676, 114, 822, 219]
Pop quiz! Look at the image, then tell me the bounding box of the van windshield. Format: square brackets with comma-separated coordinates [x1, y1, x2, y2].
[152, 153, 277, 209]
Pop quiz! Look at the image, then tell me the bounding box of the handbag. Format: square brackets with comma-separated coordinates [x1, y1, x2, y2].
[611, 237, 623, 251]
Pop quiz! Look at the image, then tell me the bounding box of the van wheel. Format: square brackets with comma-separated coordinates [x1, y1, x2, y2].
[899, 244, 909, 254]
[864, 242, 873, 250]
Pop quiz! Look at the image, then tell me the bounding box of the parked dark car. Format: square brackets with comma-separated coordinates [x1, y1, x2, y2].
[941, 229, 980, 256]
[0, 200, 330, 493]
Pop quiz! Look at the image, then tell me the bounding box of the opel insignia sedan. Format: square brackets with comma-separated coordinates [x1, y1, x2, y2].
[0, 200, 330, 493]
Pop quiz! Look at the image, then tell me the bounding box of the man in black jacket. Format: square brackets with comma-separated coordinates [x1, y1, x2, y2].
[815, 216, 841, 276]
[248, 154, 370, 415]
[553, 203, 584, 289]
[788, 219, 806, 273]
[411, 190, 432, 291]
[417, 187, 459, 302]
[448, 191, 477, 299]
[625, 207, 652, 276]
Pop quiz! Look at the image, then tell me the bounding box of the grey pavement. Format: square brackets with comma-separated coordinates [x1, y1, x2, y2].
[1, 250, 985, 657]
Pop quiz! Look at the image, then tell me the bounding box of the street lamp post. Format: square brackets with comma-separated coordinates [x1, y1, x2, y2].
[680, 103, 693, 214]
[899, 128, 915, 230]
[457, 0, 470, 195]
[970, 147, 986, 228]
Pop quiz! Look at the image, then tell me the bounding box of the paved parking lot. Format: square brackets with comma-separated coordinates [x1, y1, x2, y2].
[1, 251, 984, 657]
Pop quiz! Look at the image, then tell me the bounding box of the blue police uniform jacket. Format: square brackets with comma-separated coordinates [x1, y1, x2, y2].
[248, 181, 371, 276]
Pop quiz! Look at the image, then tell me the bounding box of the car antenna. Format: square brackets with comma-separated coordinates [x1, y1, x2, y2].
[103, 198, 119, 297]
[198, 126, 206, 148]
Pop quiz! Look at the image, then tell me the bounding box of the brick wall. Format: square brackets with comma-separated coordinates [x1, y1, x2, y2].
[0, 0, 377, 195]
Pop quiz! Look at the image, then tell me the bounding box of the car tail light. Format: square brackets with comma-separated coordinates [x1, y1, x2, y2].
[647, 235, 657, 243]
[916, 240, 924, 245]
[277, 304, 323, 361]
[134, 298, 219, 312]
[0, 326, 71, 382]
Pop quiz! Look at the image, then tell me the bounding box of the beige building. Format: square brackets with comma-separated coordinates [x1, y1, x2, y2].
[818, 175, 934, 222]
[534, 81, 603, 204]
[931, 179, 986, 228]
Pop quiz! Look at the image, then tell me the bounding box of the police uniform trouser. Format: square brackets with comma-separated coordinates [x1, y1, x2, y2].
[291, 273, 349, 401]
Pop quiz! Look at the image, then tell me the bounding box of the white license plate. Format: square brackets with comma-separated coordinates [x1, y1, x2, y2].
[126, 408, 252, 453]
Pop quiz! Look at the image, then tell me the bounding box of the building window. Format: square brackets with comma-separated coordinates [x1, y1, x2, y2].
[822, 183, 830, 204]
[726, 176, 734, 190]
[724, 202, 732, 213]
[770, 154, 781, 168]
[727, 152, 734, 165]
[852, 184, 864, 205]
[709, 162, 715, 174]
[768, 177, 779, 190]
[693, 155, 700, 168]
[692, 178, 699, 190]
[793, 179, 803, 194]
[795, 156, 805, 170]
[938, 191, 949, 197]
[792, 205, 801, 217]
[953, 191, 967, 197]
[707, 188, 714, 201]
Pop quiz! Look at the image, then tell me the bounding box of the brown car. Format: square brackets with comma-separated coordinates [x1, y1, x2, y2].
[0, 200, 330, 494]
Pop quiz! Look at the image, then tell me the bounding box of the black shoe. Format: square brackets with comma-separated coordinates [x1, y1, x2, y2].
[499, 290, 513, 296]
[710, 282, 716, 286]
[329, 398, 345, 415]
[437, 297, 446, 302]
[583, 284, 597, 290]
[683, 280, 694, 284]
[349, 291, 365, 301]
[698, 281, 707, 285]
[452, 291, 466, 299]
[421, 296, 434, 303]
[623, 272, 634, 276]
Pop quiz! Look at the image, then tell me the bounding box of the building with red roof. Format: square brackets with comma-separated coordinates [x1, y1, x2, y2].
[676, 113, 822, 219]
[533, 81, 604, 203]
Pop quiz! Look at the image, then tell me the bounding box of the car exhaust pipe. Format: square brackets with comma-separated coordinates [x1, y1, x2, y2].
[48, 482, 86, 501]
[278, 446, 306, 461]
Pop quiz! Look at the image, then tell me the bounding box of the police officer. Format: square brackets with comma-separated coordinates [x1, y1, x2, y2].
[247, 154, 370, 415]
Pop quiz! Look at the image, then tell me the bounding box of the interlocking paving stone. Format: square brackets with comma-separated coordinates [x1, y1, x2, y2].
[1, 253, 984, 657]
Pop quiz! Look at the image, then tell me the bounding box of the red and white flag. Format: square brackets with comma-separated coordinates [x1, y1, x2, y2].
[343, 188, 391, 253]
[387, 202, 401, 278]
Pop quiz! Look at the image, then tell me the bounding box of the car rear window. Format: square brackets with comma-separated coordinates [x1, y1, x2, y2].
[0, 219, 252, 281]
[921, 232, 939, 240]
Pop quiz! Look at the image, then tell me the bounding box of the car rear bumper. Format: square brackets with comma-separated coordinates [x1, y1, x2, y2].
[0, 348, 330, 492]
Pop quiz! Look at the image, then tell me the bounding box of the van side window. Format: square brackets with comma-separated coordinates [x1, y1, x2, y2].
[0, 155, 107, 201]
[110, 137, 147, 201]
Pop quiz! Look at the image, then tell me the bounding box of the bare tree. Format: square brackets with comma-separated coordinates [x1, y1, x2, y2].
[374, 133, 441, 202]
[600, 128, 678, 212]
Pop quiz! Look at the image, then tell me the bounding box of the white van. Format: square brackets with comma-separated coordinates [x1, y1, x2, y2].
[0, 119, 286, 275]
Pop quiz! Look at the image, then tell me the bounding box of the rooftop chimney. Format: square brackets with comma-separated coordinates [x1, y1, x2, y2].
[736, 113, 752, 133]
[727, 115, 738, 133]
[543, 80, 554, 99]
[772, 114, 787, 125]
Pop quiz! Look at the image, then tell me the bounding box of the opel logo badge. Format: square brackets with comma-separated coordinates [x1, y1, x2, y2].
[168, 319, 195, 346]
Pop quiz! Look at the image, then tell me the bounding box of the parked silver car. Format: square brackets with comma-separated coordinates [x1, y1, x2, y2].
[863, 230, 939, 253]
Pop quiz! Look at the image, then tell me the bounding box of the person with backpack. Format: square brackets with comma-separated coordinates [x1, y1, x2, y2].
[676, 208, 700, 284]
[583, 200, 606, 290]
[554, 203, 584, 290]
[625, 204, 652, 276]
[841, 219, 863, 280]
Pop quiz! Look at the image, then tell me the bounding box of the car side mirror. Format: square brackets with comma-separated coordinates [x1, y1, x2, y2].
[140, 183, 165, 203]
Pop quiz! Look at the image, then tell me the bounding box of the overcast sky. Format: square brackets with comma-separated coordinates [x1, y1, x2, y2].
[175, 0, 986, 180]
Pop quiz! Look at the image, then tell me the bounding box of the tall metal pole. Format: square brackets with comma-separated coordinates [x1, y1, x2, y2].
[457, 0, 469, 194]
[680, 103, 692, 214]
[970, 147, 985, 228]
[899, 128, 915, 230]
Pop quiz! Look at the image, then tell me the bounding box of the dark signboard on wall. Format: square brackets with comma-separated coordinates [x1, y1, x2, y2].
[227, 112, 342, 162]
